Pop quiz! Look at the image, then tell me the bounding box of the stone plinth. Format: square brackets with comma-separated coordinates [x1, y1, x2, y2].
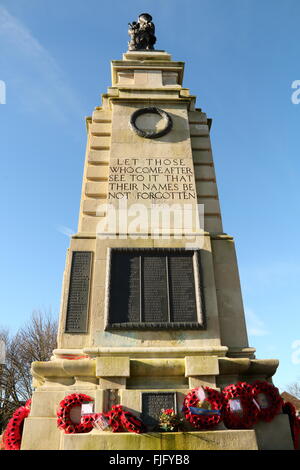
[61, 429, 258, 451]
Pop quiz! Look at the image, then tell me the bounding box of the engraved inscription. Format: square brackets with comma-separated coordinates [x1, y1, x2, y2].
[108, 158, 196, 202]
[168, 254, 197, 323]
[109, 252, 140, 323]
[142, 392, 176, 430]
[65, 251, 92, 333]
[106, 249, 205, 329]
[142, 255, 169, 322]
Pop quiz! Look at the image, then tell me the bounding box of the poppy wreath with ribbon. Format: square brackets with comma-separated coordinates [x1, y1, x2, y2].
[182, 386, 224, 430]
[222, 382, 259, 429]
[282, 401, 300, 450]
[3, 399, 31, 450]
[106, 405, 145, 434]
[57, 393, 94, 434]
[251, 380, 283, 422]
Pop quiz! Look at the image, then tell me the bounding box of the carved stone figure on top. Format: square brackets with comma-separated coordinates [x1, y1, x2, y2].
[128, 13, 156, 51]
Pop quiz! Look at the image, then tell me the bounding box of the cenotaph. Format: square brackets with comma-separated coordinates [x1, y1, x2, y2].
[21, 14, 294, 450]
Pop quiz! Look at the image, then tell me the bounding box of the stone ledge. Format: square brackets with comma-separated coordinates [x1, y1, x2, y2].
[96, 356, 130, 378]
[122, 50, 172, 61]
[83, 346, 229, 358]
[218, 357, 279, 378]
[185, 355, 219, 377]
[62, 429, 258, 450]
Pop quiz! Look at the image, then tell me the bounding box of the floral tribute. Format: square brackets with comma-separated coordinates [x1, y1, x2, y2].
[104, 405, 124, 433]
[107, 405, 146, 434]
[57, 393, 95, 434]
[120, 408, 146, 434]
[182, 386, 224, 430]
[251, 380, 283, 422]
[222, 382, 259, 429]
[91, 405, 145, 434]
[282, 401, 300, 450]
[3, 399, 31, 450]
[158, 408, 183, 432]
[57, 397, 145, 435]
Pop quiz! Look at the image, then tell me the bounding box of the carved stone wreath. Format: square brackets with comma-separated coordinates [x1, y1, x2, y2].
[129, 107, 172, 139]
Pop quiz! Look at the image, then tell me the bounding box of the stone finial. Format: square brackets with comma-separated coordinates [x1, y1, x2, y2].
[128, 13, 156, 51]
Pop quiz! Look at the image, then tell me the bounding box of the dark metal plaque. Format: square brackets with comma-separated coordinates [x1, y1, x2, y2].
[142, 392, 176, 431]
[168, 253, 197, 323]
[65, 251, 92, 333]
[108, 252, 141, 324]
[142, 255, 169, 323]
[106, 248, 205, 330]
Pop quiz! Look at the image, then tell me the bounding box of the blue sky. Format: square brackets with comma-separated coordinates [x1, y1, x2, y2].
[0, 0, 299, 391]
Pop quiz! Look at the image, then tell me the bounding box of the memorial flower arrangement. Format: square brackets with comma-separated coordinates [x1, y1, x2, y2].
[54, 382, 296, 441]
[222, 382, 259, 429]
[92, 405, 145, 434]
[182, 386, 224, 430]
[104, 405, 124, 433]
[251, 380, 283, 422]
[57, 393, 94, 434]
[158, 408, 183, 432]
[56, 397, 145, 435]
[3, 399, 31, 450]
[120, 408, 146, 434]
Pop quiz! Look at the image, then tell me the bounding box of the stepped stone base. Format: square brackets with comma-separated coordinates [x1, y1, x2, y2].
[21, 355, 295, 450]
[21, 415, 294, 450]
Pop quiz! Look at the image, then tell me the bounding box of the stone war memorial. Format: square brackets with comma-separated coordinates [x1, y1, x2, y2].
[19, 13, 295, 450]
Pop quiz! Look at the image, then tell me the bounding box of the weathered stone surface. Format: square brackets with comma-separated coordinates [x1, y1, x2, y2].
[185, 355, 219, 377]
[255, 414, 294, 450]
[96, 356, 130, 377]
[61, 429, 259, 450]
[21, 418, 62, 450]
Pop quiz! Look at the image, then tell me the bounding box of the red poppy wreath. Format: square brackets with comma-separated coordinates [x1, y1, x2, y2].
[106, 405, 145, 434]
[57, 393, 94, 434]
[3, 399, 31, 450]
[120, 409, 146, 434]
[222, 382, 259, 429]
[251, 380, 283, 422]
[182, 386, 224, 430]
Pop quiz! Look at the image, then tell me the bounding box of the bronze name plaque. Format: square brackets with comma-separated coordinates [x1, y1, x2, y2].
[107, 248, 205, 329]
[65, 251, 92, 333]
[142, 392, 176, 431]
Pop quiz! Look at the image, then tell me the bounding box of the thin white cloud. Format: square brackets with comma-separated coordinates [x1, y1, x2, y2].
[56, 225, 76, 238]
[245, 308, 270, 337]
[291, 340, 300, 365]
[0, 6, 83, 123]
[243, 262, 300, 288]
